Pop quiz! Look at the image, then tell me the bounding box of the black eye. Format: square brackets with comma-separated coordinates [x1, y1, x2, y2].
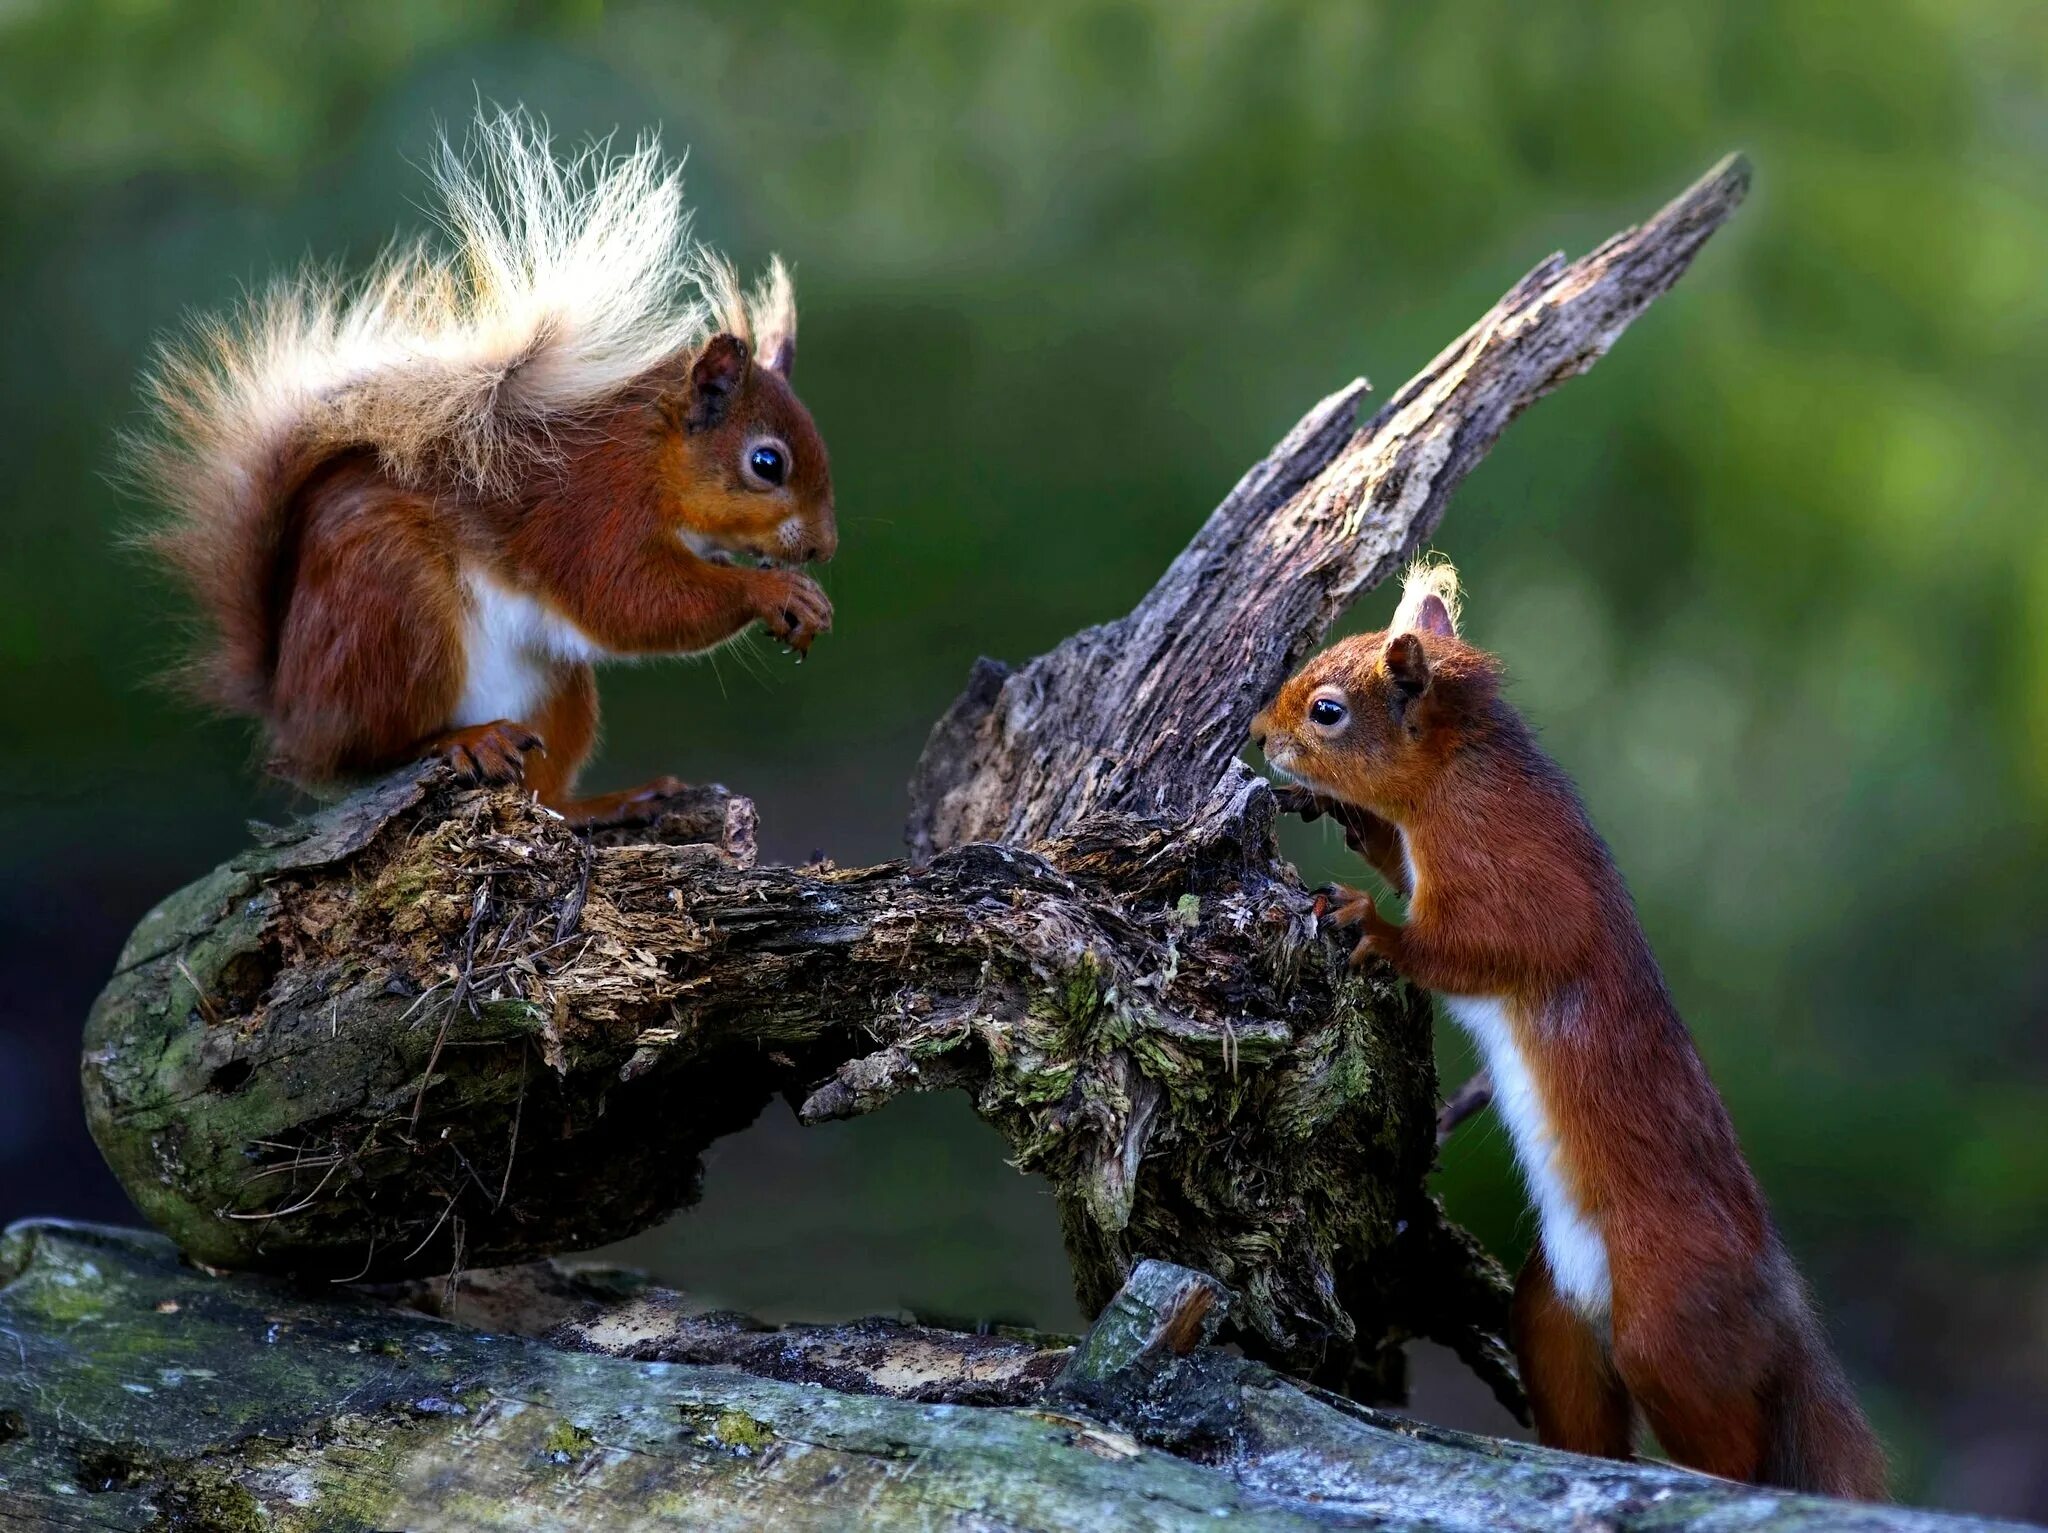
[746, 444, 787, 486]
[1308, 697, 1347, 728]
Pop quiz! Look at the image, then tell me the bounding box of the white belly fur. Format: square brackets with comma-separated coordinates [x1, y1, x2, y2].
[453, 571, 608, 728]
[1439, 991, 1612, 1318]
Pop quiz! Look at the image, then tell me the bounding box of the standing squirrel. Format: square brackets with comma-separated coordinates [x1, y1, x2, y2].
[130, 113, 835, 823]
[1251, 561, 1886, 1498]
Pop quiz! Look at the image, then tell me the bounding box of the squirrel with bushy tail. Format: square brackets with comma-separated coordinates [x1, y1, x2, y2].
[131, 112, 836, 821]
[1253, 559, 1886, 1499]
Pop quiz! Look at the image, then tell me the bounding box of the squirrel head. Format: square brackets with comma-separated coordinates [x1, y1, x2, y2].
[1250, 559, 1498, 817]
[650, 327, 837, 566]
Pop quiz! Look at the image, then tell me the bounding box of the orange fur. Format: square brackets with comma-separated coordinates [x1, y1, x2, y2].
[1253, 587, 1886, 1499]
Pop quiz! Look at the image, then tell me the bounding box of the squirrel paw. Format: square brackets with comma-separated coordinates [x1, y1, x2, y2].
[433, 720, 545, 786]
[1314, 882, 1376, 926]
[1346, 932, 1383, 971]
[749, 568, 833, 655]
[1314, 883, 1394, 969]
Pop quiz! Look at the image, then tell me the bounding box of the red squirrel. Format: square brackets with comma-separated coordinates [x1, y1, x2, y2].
[131, 112, 835, 823]
[1251, 561, 1886, 1498]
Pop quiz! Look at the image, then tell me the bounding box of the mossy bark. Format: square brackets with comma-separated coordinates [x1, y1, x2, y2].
[0, 1223, 2007, 1532]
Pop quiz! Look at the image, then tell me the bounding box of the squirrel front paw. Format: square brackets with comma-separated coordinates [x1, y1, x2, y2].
[1315, 882, 1400, 970]
[748, 568, 833, 655]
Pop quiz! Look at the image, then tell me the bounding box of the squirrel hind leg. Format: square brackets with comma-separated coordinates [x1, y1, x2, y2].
[1513, 1248, 1634, 1461]
[506, 663, 599, 810]
[555, 777, 695, 829]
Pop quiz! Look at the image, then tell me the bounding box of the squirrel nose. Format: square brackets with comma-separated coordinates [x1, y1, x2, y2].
[806, 525, 838, 565]
[1250, 723, 1268, 752]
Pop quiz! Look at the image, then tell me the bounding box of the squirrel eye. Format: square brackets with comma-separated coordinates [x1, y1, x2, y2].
[744, 441, 788, 488]
[1308, 696, 1348, 729]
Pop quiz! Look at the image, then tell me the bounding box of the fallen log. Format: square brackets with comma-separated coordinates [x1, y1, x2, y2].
[82, 159, 1747, 1410]
[0, 1222, 2016, 1532]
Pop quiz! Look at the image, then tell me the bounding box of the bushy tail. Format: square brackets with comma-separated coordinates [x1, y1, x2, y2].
[1761, 1306, 1889, 1500]
[126, 301, 347, 715]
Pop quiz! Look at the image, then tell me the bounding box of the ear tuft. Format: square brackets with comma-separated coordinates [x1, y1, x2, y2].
[749, 255, 797, 380]
[1391, 555, 1462, 638]
[1385, 632, 1431, 697]
[685, 333, 749, 432]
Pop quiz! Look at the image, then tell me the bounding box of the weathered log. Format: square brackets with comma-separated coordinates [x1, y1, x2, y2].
[81, 159, 1749, 1407]
[0, 1222, 2017, 1532]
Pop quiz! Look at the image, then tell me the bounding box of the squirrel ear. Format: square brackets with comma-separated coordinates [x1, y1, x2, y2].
[1413, 593, 1456, 640]
[1385, 632, 1431, 698]
[764, 334, 795, 379]
[685, 333, 750, 432]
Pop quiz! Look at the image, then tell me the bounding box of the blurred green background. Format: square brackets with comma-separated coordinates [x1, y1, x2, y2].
[2, 1, 2043, 1515]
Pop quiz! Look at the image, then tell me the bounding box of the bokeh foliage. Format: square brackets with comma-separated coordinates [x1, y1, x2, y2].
[1, 0, 2043, 1513]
